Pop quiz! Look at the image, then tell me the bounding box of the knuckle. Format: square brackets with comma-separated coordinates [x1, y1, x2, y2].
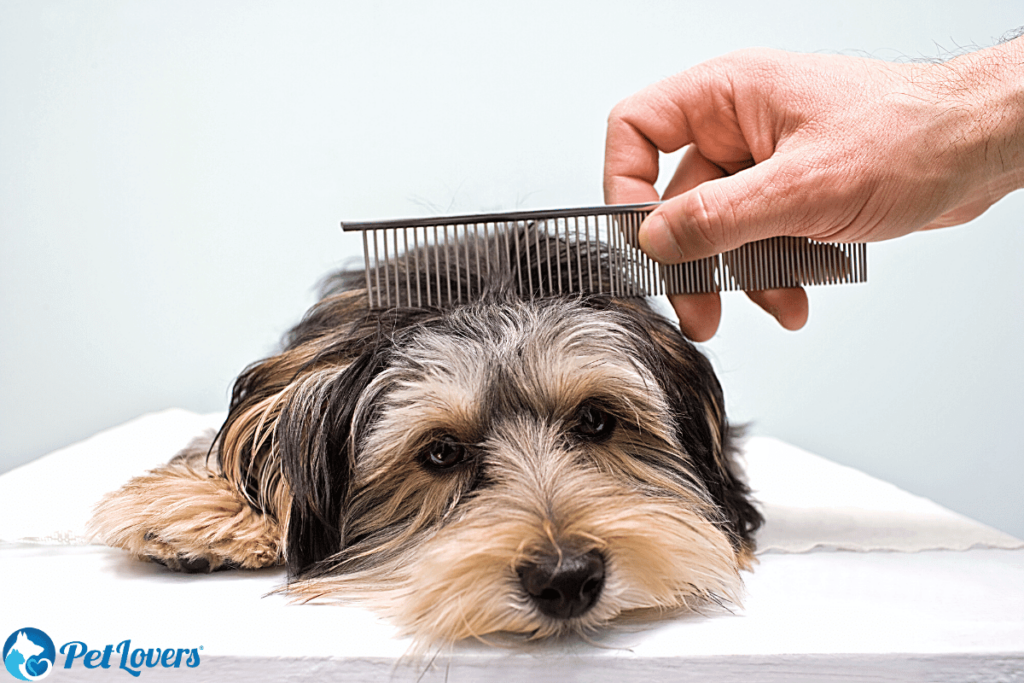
[682, 190, 728, 254]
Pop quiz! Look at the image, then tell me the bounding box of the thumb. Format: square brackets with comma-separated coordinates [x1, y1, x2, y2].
[639, 157, 803, 263]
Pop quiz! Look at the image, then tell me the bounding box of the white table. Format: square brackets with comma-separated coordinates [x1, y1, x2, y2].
[2, 410, 1022, 682]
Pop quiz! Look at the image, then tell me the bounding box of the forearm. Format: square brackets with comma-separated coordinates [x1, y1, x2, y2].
[928, 35, 1024, 203]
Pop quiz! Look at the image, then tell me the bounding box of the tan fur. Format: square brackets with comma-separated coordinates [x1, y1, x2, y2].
[88, 434, 283, 571]
[288, 419, 742, 644]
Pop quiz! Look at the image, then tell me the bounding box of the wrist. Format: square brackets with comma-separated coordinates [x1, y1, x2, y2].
[931, 37, 1024, 199]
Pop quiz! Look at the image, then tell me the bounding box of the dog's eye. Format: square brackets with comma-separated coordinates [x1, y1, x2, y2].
[574, 402, 616, 442]
[423, 436, 467, 470]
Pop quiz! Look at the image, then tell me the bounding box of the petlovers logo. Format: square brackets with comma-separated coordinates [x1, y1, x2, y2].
[3, 628, 55, 681]
[3, 629, 201, 679]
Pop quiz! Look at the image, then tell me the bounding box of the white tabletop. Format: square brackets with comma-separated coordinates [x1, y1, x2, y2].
[2, 410, 1022, 682]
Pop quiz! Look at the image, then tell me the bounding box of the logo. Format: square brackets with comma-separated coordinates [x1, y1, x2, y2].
[3, 629, 55, 681]
[3, 629, 202, 679]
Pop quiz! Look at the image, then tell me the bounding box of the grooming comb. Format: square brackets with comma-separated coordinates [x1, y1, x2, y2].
[341, 203, 866, 309]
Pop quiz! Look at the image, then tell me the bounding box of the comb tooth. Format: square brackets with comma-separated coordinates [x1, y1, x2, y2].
[609, 214, 617, 297]
[572, 215, 582, 296]
[558, 218, 568, 293]
[745, 241, 755, 291]
[795, 238, 804, 287]
[634, 214, 643, 294]
[500, 221, 508, 287]
[757, 240, 766, 290]
[382, 228, 393, 308]
[623, 212, 632, 296]
[462, 224, 470, 300]
[557, 219, 565, 296]
[607, 215, 615, 296]
[390, 228, 398, 303]
[526, 221, 536, 299]
[464, 223, 472, 300]
[372, 229, 381, 306]
[433, 225, 441, 306]
[543, 218, 553, 297]
[474, 222, 482, 298]
[744, 241, 753, 291]
[585, 216, 593, 294]
[733, 242, 741, 290]
[622, 211, 630, 294]
[362, 230, 373, 308]
[813, 239, 822, 286]
[615, 213, 623, 297]
[413, 227, 422, 308]
[530, 219, 539, 298]
[832, 242, 840, 285]
[777, 238, 785, 289]
[402, 227, 410, 307]
[635, 213, 645, 295]
[640, 214, 651, 295]
[452, 224, 461, 304]
[749, 240, 757, 290]
[823, 240, 831, 285]
[813, 238, 821, 286]
[443, 225, 452, 306]
[756, 240, 765, 291]
[513, 222, 523, 298]
[485, 221, 492, 286]
[829, 241, 836, 285]
[785, 237, 794, 289]
[422, 227, 430, 308]
[391, 228, 400, 305]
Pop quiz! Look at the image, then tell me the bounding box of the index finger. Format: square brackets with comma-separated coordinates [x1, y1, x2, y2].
[603, 80, 700, 206]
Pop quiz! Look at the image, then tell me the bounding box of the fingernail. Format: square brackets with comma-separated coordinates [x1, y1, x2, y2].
[640, 214, 684, 263]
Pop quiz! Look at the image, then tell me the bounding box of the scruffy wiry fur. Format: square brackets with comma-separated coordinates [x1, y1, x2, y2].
[90, 224, 763, 645]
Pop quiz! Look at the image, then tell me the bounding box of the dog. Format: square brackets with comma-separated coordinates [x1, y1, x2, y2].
[90, 224, 763, 644]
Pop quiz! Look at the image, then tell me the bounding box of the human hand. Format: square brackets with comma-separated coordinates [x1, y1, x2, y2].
[604, 40, 1024, 341]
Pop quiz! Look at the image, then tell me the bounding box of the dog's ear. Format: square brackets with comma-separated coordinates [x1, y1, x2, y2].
[278, 341, 393, 576]
[611, 299, 764, 551]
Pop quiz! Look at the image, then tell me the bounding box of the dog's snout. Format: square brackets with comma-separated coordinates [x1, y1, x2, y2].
[517, 549, 605, 620]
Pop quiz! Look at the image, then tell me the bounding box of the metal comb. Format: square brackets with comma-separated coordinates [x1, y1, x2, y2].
[341, 203, 867, 309]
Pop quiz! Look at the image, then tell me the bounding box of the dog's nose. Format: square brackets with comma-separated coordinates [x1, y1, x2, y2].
[517, 549, 605, 620]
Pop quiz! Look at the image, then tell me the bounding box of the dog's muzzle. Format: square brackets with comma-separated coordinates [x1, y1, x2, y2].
[517, 549, 605, 620]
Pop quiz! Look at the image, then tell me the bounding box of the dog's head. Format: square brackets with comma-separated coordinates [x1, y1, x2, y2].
[218, 227, 762, 643]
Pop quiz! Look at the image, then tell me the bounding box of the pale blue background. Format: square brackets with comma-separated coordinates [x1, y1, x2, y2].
[1, 1, 1021, 538]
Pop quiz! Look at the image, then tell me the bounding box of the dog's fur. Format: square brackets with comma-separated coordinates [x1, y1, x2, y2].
[90, 226, 762, 644]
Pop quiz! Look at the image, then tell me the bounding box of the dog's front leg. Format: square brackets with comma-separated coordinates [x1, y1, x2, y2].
[89, 434, 284, 572]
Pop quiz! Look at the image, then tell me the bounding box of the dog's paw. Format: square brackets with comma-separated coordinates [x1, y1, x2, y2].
[139, 532, 246, 573]
[89, 443, 284, 572]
